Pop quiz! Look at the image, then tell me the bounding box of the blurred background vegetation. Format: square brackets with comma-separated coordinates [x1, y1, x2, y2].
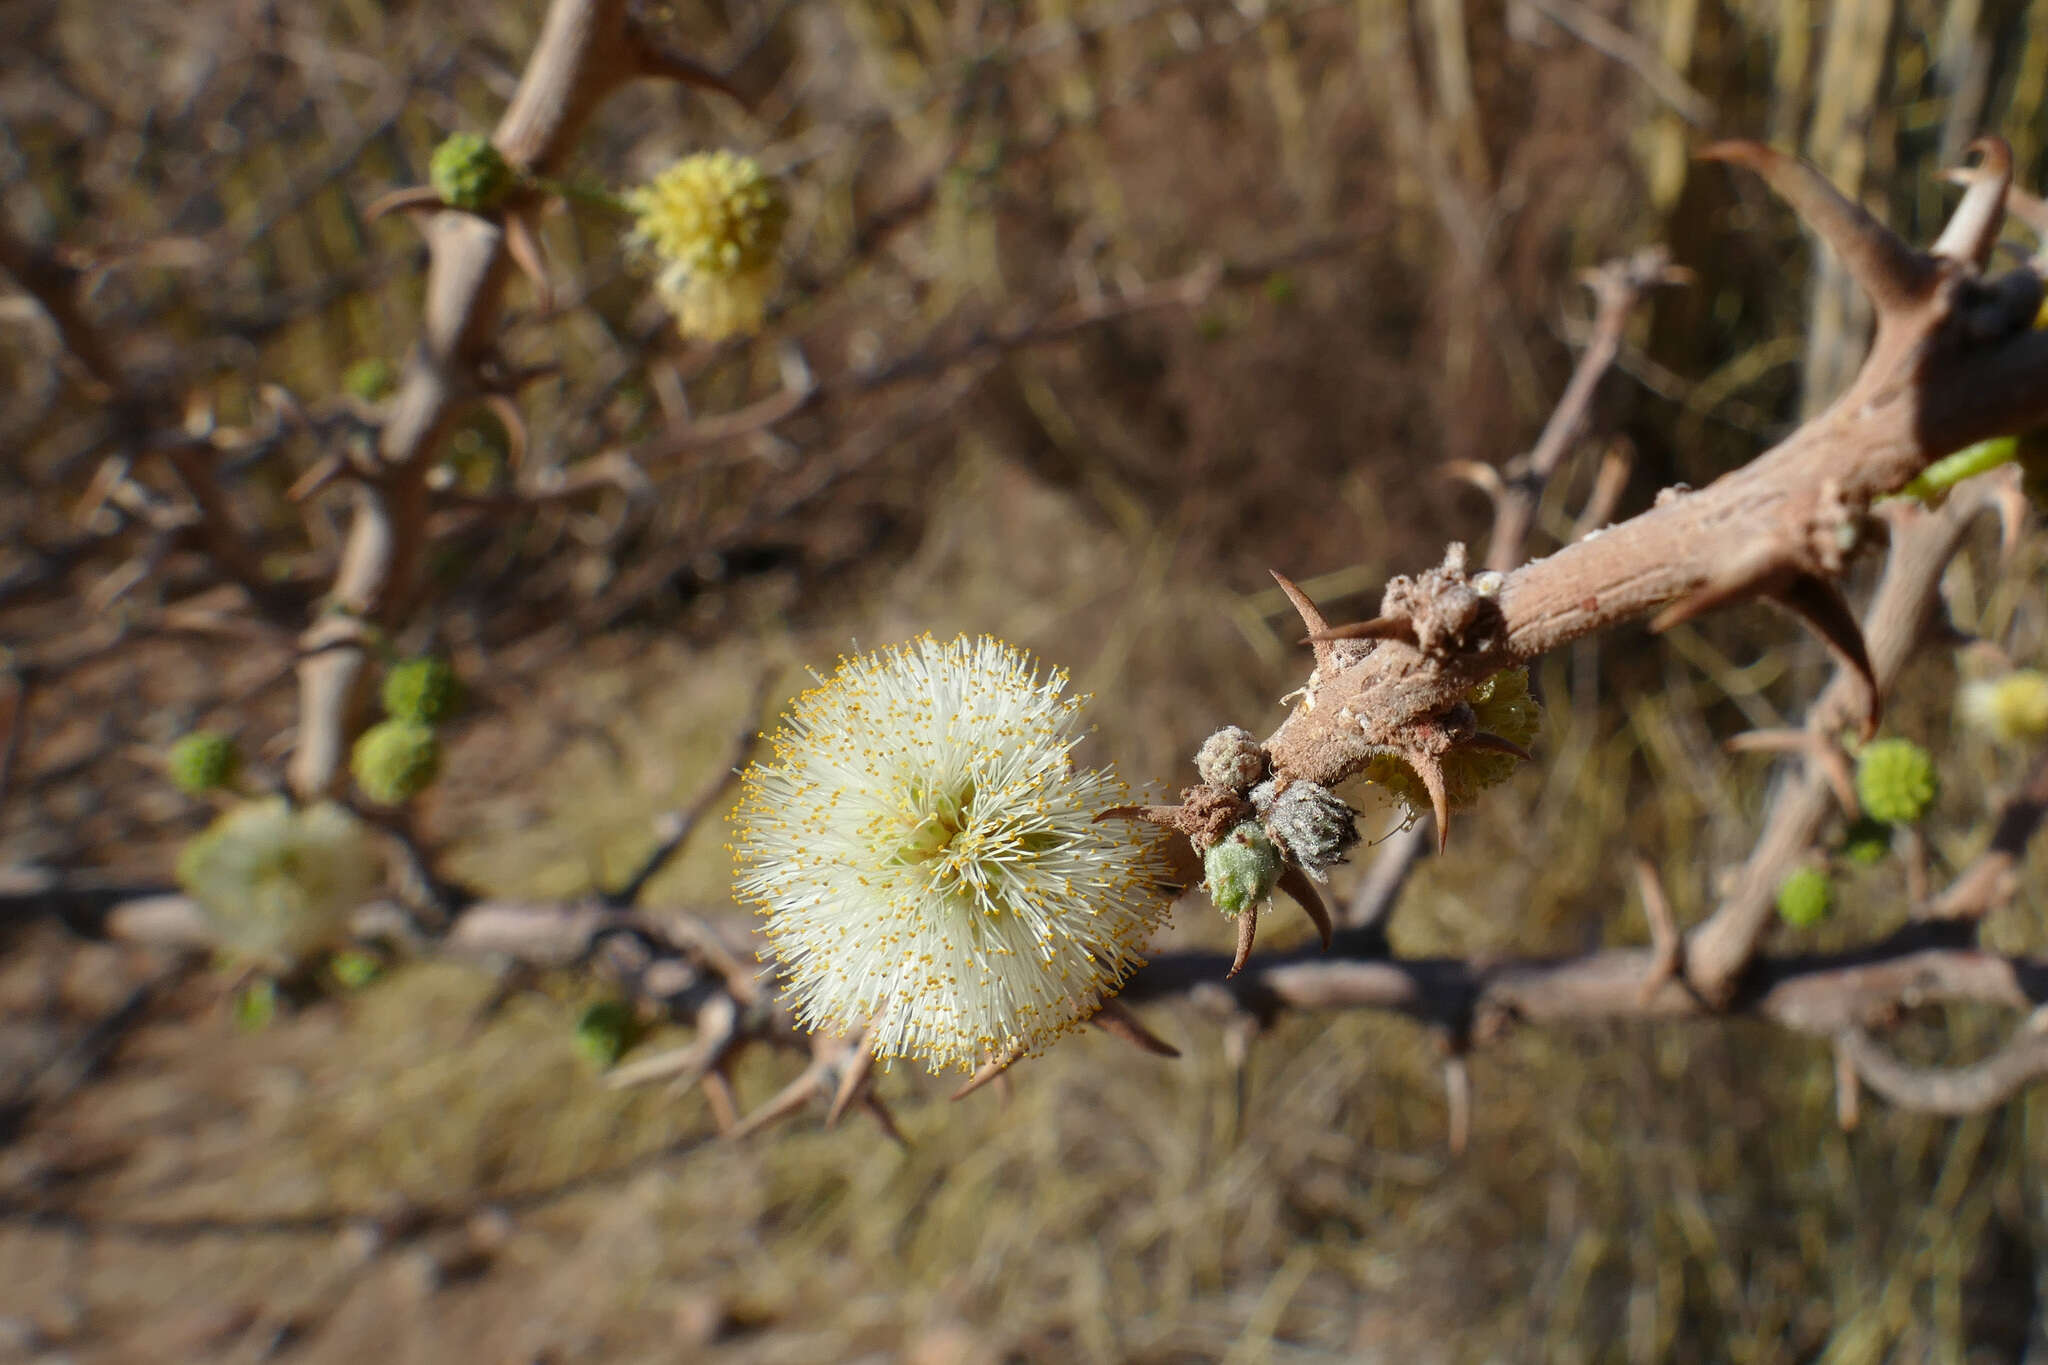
[6, 0, 2048, 1359]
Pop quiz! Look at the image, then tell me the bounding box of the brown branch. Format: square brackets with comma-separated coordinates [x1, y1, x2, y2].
[1837, 1019, 2048, 1116]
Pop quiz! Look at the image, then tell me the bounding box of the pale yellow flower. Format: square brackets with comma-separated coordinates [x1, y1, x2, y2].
[177, 798, 383, 967]
[730, 635, 1175, 1072]
[625, 150, 788, 341]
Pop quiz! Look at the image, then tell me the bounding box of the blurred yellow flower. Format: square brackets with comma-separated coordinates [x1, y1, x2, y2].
[625, 150, 788, 341]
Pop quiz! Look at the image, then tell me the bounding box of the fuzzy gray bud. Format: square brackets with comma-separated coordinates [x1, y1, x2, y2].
[1256, 778, 1359, 879]
[1195, 726, 1266, 791]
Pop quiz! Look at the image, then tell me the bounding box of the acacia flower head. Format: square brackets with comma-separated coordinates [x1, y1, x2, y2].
[176, 798, 382, 967]
[730, 634, 1176, 1073]
[625, 150, 789, 341]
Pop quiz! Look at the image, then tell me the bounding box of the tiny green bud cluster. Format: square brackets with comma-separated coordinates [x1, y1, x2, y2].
[1838, 816, 1892, 866]
[1205, 822, 1281, 917]
[1960, 670, 2048, 746]
[1776, 866, 1834, 928]
[1195, 725, 1266, 790]
[430, 132, 516, 211]
[1855, 738, 1937, 825]
[351, 720, 441, 805]
[168, 730, 239, 794]
[342, 356, 396, 401]
[382, 656, 462, 725]
[574, 999, 641, 1068]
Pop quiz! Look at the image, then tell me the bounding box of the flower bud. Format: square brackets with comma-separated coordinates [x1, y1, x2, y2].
[382, 656, 463, 726]
[351, 720, 442, 805]
[1775, 866, 1834, 928]
[1255, 779, 1358, 879]
[1204, 822, 1281, 917]
[1960, 670, 2048, 746]
[430, 132, 515, 212]
[1195, 726, 1265, 791]
[1855, 738, 1938, 825]
[168, 730, 239, 794]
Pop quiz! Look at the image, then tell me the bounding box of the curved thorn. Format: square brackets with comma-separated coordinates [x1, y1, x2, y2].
[1444, 460, 1506, 499]
[952, 1045, 1026, 1100]
[1090, 998, 1181, 1057]
[1771, 573, 1881, 740]
[483, 393, 529, 472]
[1990, 182, 2048, 243]
[1095, 803, 1188, 832]
[363, 185, 444, 222]
[699, 1066, 739, 1135]
[729, 1064, 824, 1139]
[1698, 141, 1931, 311]
[504, 210, 554, 315]
[1931, 137, 2012, 267]
[1649, 547, 1785, 633]
[1410, 752, 1452, 854]
[1311, 616, 1418, 646]
[824, 1028, 877, 1128]
[1463, 731, 1533, 763]
[1270, 569, 1333, 669]
[1277, 863, 1334, 952]
[1226, 906, 1260, 978]
[862, 1095, 910, 1147]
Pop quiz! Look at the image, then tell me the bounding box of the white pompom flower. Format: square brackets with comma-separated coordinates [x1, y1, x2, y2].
[731, 634, 1177, 1073]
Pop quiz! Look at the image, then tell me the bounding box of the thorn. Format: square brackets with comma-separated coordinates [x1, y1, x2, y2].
[628, 35, 751, 105]
[1726, 728, 1860, 815]
[1649, 547, 1782, 633]
[1992, 475, 2031, 567]
[1991, 181, 2048, 246]
[699, 1066, 739, 1135]
[824, 1029, 877, 1128]
[1443, 1054, 1471, 1157]
[1462, 731, 1533, 763]
[1410, 752, 1452, 854]
[503, 210, 554, 315]
[1444, 460, 1506, 500]
[1310, 616, 1418, 646]
[1930, 137, 2012, 267]
[1698, 141, 1932, 313]
[1633, 857, 1682, 1005]
[1770, 573, 1881, 740]
[483, 393, 530, 472]
[952, 1045, 1027, 1100]
[1095, 803, 1190, 833]
[729, 1064, 824, 1139]
[1276, 864, 1334, 952]
[1269, 570, 1333, 669]
[1089, 998, 1181, 1057]
[1226, 905, 1260, 978]
[1833, 1036, 1861, 1131]
[862, 1095, 910, 1147]
[363, 185, 444, 222]
[286, 453, 346, 503]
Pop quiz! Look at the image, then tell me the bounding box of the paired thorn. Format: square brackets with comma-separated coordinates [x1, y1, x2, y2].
[1632, 857, 1683, 1005]
[824, 1025, 879, 1128]
[952, 1045, 1027, 1100]
[1725, 728, 1860, 816]
[1269, 569, 1334, 670]
[1228, 905, 1261, 978]
[1698, 141, 1933, 313]
[1277, 864, 1334, 952]
[1090, 998, 1181, 1057]
[1770, 574, 1881, 739]
[1309, 615, 1418, 647]
[1652, 559, 1880, 740]
[1930, 137, 2012, 268]
[1410, 751, 1452, 854]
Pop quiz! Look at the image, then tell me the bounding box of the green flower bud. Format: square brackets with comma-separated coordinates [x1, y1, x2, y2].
[234, 978, 279, 1031]
[168, 730, 239, 794]
[1776, 866, 1834, 928]
[381, 656, 462, 725]
[351, 720, 441, 805]
[1838, 816, 1892, 867]
[1960, 670, 2048, 746]
[430, 132, 515, 211]
[1204, 822, 1281, 917]
[1195, 725, 1265, 791]
[1855, 738, 1938, 825]
[342, 356, 396, 402]
[329, 949, 382, 990]
[575, 999, 640, 1068]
